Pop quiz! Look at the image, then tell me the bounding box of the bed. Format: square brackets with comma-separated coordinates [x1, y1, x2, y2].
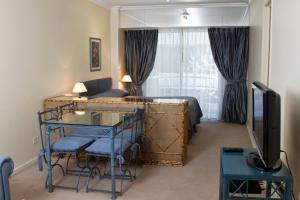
[149, 96, 203, 139]
[78, 78, 203, 139]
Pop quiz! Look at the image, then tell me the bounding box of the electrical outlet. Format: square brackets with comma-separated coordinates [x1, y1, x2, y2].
[32, 136, 39, 144]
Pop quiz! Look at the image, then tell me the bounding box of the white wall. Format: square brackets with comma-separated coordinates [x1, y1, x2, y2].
[110, 7, 126, 90]
[111, 7, 121, 88]
[247, 0, 270, 134]
[248, 0, 300, 197]
[270, 0, 300, 196]
[0, 0, 111, 169]
[110, 6, 126, 89]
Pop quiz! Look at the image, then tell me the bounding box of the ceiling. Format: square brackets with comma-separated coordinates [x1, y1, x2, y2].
[120, 6, 249, 28]
[95, 0, 249, 7]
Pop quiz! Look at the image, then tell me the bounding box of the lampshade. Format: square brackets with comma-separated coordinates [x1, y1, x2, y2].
[72, 82, 87, 93]
[121, 75, 132, 83]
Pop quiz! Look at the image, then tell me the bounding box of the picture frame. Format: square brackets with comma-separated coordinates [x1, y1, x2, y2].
[89, 37, 101, 72]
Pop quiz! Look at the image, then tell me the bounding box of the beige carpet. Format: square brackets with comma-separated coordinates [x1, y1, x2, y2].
[10, 121, 251, 200]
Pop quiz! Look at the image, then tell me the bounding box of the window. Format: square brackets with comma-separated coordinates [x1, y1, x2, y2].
[143, 28, 225, 120]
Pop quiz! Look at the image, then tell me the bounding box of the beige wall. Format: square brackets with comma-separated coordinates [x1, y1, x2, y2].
[0, 0, 111, 169]
[270, 0, 300, 196]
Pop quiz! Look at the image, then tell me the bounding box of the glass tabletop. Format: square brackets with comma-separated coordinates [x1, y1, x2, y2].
[44, 110, 133, 127]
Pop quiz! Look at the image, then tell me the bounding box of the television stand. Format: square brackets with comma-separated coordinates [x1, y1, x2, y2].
[246, 152, 282, 172]
[219, 148, 292, 200]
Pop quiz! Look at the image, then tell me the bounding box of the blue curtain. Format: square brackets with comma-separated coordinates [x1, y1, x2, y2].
[125, 30, 158, 96]
[208, 27, 249, 124]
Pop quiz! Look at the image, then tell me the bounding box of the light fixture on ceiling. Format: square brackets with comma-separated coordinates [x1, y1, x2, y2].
[166, 0, 170, 2]
[182, 9, 190, 20]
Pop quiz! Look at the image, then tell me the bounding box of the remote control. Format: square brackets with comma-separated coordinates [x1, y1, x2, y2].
[223, 147, 244, 153]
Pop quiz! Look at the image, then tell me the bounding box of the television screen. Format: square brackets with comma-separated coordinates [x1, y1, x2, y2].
[253, 87, 264, 151]
[251, 82, 281, 171]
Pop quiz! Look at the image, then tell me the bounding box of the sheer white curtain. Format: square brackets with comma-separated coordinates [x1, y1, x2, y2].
[142, 29, 182, 96]
[143, 28, 225, 120]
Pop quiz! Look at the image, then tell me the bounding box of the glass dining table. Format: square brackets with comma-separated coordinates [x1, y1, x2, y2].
[43, 110, 134, 200]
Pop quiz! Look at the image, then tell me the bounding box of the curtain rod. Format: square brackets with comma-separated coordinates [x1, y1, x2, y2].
[120, 2, 249, 11]
[122, 26, 250, 30]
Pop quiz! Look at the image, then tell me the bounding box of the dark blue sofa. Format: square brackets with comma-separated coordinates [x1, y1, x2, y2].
[0, 155, 14, 200]
[80, 78, 129, 98]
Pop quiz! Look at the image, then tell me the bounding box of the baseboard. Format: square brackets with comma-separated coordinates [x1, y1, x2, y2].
[12, 157, 37, 176]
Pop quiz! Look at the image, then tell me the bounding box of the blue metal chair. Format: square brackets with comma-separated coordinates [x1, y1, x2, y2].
[84, 108, 144, 196]
[37, 107, 94, 191]
[58, 102, 109, 177]
[114, 108, 144, 179]
[0, 155, 14, 200]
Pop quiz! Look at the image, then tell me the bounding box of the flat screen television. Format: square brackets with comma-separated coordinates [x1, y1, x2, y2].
[248, 81, 282, 171]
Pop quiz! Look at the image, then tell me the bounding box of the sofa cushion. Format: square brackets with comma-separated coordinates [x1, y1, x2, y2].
[90, 89, 129, 98]
[80, 78, 112, 97]
[0, 155, 14, 200]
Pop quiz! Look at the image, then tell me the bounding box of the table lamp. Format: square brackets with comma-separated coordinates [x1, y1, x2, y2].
[121, 75, 132, 91]
[121, 75, 132, 83]
[72, 82, 87, 100]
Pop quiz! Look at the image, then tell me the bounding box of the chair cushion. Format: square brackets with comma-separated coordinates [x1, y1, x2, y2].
[85, 138, 130, 155]
[65, 128, 108, 139]
[115, 129, 136, 143]
[51, 137, 93, 152]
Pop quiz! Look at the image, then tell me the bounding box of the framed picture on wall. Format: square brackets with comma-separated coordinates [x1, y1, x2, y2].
[89, 37, 101, 72]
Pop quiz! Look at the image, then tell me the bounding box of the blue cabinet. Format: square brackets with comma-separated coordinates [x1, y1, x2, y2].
[219, 148, 293, 200]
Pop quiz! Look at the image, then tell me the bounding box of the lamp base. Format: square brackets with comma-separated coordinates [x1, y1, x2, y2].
[72, 97, 88, 101]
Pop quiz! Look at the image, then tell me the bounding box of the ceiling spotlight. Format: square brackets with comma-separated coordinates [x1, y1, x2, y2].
[182, 9, 190, 20]
[166, 0, 170, 2]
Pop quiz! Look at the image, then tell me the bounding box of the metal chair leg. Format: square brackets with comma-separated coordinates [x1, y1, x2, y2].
[85, 155, 102, 193]
[129, 143, 141, 180]
[119, 163, 124, 195]
[85, 166, 102, 193]
[94, 167, 101, 179]
[103, 158, 109, 176]
[65, 154, 72, 173]
[53, 163, 65, 176]
[44, 160, 66, 189]
[85, 168, 94, 193]
[76, 167, 89, 192]
[45, 177, 48, 189]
